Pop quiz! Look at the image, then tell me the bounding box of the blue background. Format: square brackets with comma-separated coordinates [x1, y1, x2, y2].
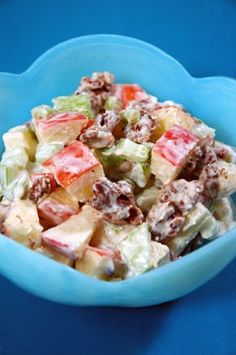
[0, 0, 236, 354]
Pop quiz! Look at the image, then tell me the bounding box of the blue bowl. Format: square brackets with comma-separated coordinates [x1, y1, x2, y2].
[0, 35, 236, 307]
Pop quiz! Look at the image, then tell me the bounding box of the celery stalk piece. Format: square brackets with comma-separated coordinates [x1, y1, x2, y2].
[105, 96, 121, 111]
[120, 108, 140, 125]
[99, 139, 150, 166]
[96, 147, 125, 168]
[119, 223, 152, 276]
[126, 162, 150, 188]
[114, 139, 150, 163]
[5, 172, 29, 202]
[35, 142, 64, 163]
[0, 167, 29, 202]
[52, 93, 94, 119]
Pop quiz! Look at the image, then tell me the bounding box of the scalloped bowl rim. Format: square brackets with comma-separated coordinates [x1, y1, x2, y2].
[0, 34, 236, 306]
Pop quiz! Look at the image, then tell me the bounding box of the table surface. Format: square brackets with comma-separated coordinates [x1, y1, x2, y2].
[0, 1, 236, 354]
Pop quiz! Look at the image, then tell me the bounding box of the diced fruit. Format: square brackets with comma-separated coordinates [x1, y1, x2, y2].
[217, 160, 236, 198]
[1, 147, 28, 168]
[76, 246, 126, 280]
[42, 205, 101, 259]
[89, 220, 115, 249]
[43, 141, 104, 201]
[3, 125, 37, 161]
[31, 105, 54, 121]
[114, 84, 149, 108]
[37, 187, 79, 229]
[136, 186, 162, 213]
[35, 142, 64, 163]
[150, 106, 196, 142]
[3, 199, 43, 247]
[118, 223, 153, 276]
[151, 125, 198, 184]
[150, 106, 215, 142]
[104, 222, 136, 245]
[213, 197, 236, 236]
[34, 112, 88, 145]
[151, 241, 170, 267]
[36, 246, 73, 266]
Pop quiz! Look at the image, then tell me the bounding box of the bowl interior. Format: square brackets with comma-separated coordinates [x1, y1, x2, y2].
[0, 35, 236, 307]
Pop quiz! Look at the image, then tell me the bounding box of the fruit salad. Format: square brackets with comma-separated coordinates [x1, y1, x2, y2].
[0, 71, 236, 281]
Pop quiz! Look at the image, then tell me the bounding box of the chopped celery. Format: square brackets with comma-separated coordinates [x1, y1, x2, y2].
[98, 139, 150, 168]
[105, 96, 121, 111]
[114, 139, 150, 163]
[96, 147, 125, 168]
[0, 164, 22, 188]
[136, 186, 162, 212]
[52, 93, 93, 119]
[31, 105, 54, 121]
[120, 108, 140, 125]
[0, 167, 29, 201]
[126, 162, 150, 188]
[119, 223, 152, 276]
[35, 142, 64, 163]
[1, 147, 28, 168]
[151, 241, 170, 268]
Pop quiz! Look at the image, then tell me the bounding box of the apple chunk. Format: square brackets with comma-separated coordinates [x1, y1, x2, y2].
[34, 112, 88, 145]
[76, 246, 126, 280]
[151, 125, 199, 184]
[150, 106, 196, 142]
[113, 84, 148, 108]
[43, 141, 104, 201]
[37, 187, 79, 229]
[42, 205, 101, 259]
